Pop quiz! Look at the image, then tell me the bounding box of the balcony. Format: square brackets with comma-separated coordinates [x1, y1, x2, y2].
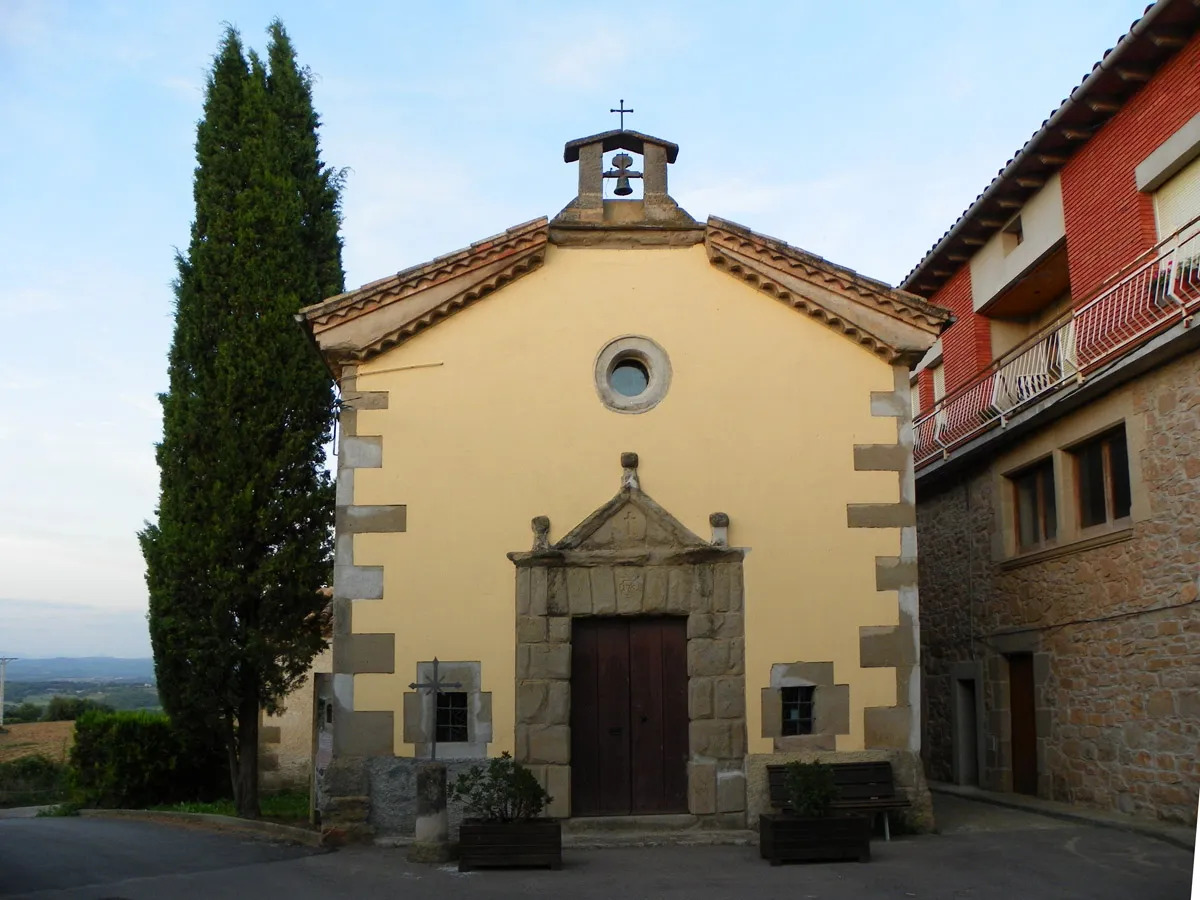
[914, 215, 1200, 470]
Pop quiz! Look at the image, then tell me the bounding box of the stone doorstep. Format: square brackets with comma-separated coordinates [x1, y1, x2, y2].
[928, 782, 1196, 851]
[374, 831, 757, 850]
[561, 814, 700, 834]
[564, 830, 755, 849]
[373, 814, 756, 850]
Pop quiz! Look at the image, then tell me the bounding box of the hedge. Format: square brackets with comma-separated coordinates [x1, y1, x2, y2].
[70, 710, 227, 808]
[0, 755, 69, 808]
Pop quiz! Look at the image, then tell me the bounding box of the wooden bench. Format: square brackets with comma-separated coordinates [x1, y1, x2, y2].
[766, 761, 910, 841]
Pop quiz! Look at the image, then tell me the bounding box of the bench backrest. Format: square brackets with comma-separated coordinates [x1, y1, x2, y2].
[766, 762, 897, 808]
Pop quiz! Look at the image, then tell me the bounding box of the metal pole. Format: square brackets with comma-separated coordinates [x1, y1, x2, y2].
[0, 658, 17, 728]
[408, 657, 461, 762]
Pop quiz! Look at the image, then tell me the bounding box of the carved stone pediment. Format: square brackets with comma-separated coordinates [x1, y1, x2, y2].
[508, 455, 740, 569]
[559, 491, 707, 553]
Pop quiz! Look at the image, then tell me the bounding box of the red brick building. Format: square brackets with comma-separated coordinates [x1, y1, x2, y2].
[907, 0, 1200, 827]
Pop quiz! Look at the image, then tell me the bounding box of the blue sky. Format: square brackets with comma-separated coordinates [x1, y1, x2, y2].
[0, 0, 1147, 657]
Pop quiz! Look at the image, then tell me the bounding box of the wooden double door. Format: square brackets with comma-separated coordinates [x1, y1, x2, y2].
[570, 617, 689, 816]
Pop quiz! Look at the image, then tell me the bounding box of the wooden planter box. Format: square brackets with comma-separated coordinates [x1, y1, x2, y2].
[759, 813, 871, 865]
[458, 818, 562, 871]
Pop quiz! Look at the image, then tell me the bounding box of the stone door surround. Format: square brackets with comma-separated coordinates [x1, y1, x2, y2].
[507, 453, 749, 823]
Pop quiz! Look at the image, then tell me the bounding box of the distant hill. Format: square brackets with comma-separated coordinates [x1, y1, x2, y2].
[4, 657, 155, 682]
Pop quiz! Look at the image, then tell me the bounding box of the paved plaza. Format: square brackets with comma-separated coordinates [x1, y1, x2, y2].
[1, 795, 1193, 899]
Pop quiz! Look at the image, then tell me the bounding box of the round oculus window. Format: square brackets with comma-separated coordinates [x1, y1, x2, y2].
[609, 359, 649, 397]
[594, 336, 671, 414]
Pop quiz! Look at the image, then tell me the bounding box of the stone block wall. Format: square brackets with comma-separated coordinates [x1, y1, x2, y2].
[318, 755, 489, 841]
[919, 351, 1200, 826]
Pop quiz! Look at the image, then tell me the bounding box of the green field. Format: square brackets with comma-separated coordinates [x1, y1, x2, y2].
[3, 681, 161, 713]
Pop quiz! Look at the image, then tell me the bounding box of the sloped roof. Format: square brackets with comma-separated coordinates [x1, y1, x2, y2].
[563, 129, 680, 163]
[296, 218, 549, 376]
[298, 216, 950, 375]
[901, 0, 1200, 296]
[706, 217, 951, 364]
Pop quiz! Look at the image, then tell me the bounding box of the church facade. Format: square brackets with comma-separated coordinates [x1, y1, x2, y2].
[297, 129, 950, 838]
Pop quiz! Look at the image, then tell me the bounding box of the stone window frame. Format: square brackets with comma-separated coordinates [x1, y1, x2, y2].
[402, 661, 493, 759]
[992, 393, 1148, 565]
[1135, 111, 1200, 193]
[1065, 424, 1133, 537]
[594, 335, 672, 414]
[760, 662, 851, 753]
[1009, 455, 1058, 553]
[949, 661, 986, 788]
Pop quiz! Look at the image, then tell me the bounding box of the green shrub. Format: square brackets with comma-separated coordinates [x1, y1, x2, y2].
[783, 760, 838, 818]
[70, 710, 226, 809]
[450, 752, 551, 822]
[42, 696, 114, 722]
[151, 790, 310, 822]
[0, 755, 70, 808]
[4, 702, 44, 723]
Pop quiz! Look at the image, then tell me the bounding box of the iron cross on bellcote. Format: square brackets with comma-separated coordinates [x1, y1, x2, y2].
[605, 101, 642, 196]
[610, 98, 633, 130]
[408, 657, 462, 760]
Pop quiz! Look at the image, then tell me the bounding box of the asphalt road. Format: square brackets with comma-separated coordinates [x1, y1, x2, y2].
[0, 817, 313, 897]
[0, 797, 1193, 899]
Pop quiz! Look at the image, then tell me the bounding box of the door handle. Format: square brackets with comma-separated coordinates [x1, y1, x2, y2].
[608, 727, 623, 737]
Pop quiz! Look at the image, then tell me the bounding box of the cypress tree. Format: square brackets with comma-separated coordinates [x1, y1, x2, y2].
[140, 20, 343, 818]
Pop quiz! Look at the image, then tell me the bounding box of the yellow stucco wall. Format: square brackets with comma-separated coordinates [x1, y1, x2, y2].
[349, 244, 901, 756]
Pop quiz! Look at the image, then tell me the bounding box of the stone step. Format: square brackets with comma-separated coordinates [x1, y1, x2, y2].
[562, 814, 700, 833]
[375, 829, 758, 850]
[564, 829, 756, 849]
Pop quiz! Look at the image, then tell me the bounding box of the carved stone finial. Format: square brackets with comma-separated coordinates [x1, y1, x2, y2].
[621, 452, 640, 491]
[532, 515, 550, 551]
[709, 512, 729, 547]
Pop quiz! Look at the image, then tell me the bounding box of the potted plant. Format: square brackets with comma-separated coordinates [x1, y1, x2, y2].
[450, 752, 561, 871]
[759, 760, 870, 865]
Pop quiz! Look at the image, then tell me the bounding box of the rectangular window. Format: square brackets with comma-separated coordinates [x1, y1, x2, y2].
[1073, 426, 1131, 528]
[1013, 458, 1057, 551]
[1002, 215, 1024, 253]
[435, 691, 469, 743]
[1153, 153, 1200, 239]
[781, 685, 815, 736]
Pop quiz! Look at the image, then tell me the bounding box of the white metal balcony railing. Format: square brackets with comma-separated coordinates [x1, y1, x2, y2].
[914, 215, 1200, 469]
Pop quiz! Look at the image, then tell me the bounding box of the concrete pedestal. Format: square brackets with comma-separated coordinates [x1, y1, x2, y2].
[407, 762, 456, 863]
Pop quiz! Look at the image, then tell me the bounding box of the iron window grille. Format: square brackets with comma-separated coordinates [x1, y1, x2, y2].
[435, 691, 469, 743]
[781, 685, 815, 736]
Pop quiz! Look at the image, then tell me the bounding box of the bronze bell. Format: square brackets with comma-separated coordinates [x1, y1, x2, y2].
[612, 153, 634, 196]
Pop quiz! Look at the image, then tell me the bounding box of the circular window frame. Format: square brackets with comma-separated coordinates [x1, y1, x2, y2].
[594, 335, 672, 414]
